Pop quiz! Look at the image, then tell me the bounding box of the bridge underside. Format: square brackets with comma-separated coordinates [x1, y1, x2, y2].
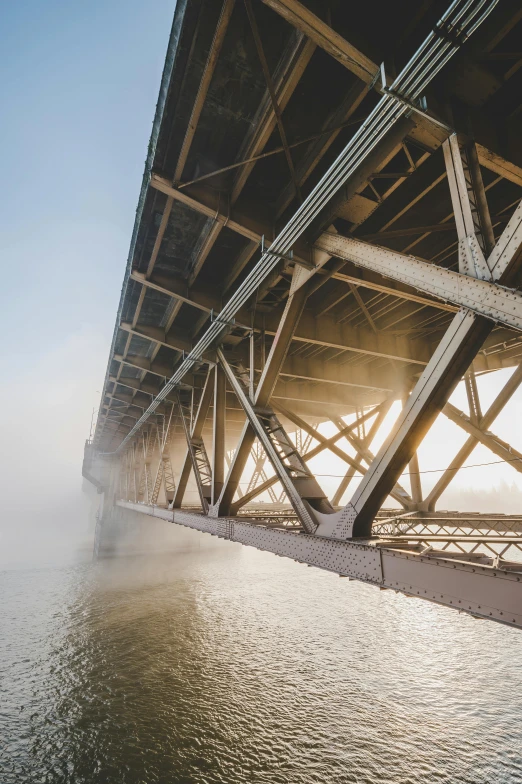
[87, 0, 522, 627]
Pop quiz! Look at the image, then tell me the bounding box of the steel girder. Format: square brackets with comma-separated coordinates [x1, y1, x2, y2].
[316, 136, 522, 538]
[102, 0, 499, 454]
[116, 500, 522, 631]
[424, 361, 522, 509]
[173, 368, 215, 509]
[315, 201, 522, 333]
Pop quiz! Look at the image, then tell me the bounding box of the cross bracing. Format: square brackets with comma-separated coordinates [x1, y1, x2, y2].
[85, 0, 522, 628]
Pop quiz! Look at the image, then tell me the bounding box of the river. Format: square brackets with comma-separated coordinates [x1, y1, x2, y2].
[2, 537, 522, 783]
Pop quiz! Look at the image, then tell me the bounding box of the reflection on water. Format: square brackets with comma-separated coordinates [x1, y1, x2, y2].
[1, 541, 522, 783]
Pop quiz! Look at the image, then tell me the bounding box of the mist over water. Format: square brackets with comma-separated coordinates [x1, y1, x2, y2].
[2, 541, 522, 784]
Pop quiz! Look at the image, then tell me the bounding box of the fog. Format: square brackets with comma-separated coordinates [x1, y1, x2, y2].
[1, 342, 520, 569]
[0, 0, 175, 567]
[1, 1, 520, 571]
[0, 327, 109, 566]
[303, 367, 522, 513]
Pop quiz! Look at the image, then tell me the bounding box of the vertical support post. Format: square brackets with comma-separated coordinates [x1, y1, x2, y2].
[331, 400, 393, 506]
[173, 369, 215, 508]
[214, 271, 310, 515]
[249, 330, 255, 401]
[443, 135, 495, 277]
[212, 363, 226, 505]
[464, 369, 482, 425]
[402, 392, 422, 506]
[408, 451, 423, 506]
[261, 314, 266, 370]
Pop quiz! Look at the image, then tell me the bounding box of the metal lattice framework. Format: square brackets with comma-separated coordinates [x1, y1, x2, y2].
[84, 0, 522, 629]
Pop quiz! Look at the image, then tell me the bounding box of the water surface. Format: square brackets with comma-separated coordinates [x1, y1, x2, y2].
[2, 540, 522, 783]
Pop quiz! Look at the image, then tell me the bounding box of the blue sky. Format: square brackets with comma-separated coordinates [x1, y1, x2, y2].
[0, 0, 521, 565]
[0, 0, 175, 562]
[1, 0, 174, 357]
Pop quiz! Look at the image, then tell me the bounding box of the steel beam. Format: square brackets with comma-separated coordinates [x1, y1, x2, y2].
[331, 401, 392, 506]
[217, 349, 332, 532]
[213, 275, 310, 515]
[125, 269, 435, 367]
[173, 369, 214, 508]
[442, 402, 522, 471]
[476, 143, 522, 189]
[99, 5, 500, 452]
[261, 0, 378, 84]
[177, 391, 213, 512]
[231, 30, 315, 203]
[174, 0, 236, 182]
[274, 80, 369, 219]
[313, 135, 521, 539]
[315, 206, 522, 333]
[275, 403, 413, 509]
[231, 400, 392, 512]
[186, 29, 315, 288]
[212, 364, 226, 504]
[117, 501, 522, 630]
[424, 361, 522, 509]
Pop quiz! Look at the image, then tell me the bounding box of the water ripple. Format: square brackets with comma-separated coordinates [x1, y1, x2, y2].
[1, 544, 522, 783]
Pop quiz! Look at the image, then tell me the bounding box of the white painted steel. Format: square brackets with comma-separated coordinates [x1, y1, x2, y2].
[116, 500, 522, 629]
[315, 230, 522, 333]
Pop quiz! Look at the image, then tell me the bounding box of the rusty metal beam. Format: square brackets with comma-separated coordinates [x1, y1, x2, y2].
[261, 0, 378, 84]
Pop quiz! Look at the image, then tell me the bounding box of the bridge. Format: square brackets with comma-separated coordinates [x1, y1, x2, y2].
[85, 0, 522, 628]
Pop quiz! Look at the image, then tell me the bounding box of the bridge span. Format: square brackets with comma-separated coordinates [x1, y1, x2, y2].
[85, 0, 522, 628]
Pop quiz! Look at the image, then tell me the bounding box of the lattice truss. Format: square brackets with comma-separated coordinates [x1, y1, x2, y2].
[87, 0, 522, 624]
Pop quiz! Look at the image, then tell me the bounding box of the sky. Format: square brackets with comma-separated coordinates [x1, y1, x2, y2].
[0, 0, 175, 563]
[0, 0, 521, 565]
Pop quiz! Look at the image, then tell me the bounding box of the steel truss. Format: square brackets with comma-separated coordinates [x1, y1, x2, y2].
[86, 0, 522, 630]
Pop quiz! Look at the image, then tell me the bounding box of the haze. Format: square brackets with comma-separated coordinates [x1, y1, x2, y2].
[1, 0, 521, 567]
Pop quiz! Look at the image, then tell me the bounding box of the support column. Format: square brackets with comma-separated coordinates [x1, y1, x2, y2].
[230, 401, 393, 513]
[218, 349, 328, 532]
[315, 135, 521, 539]
[464, 369, 482, 425]
[173, 369, 214, 508]
[419, 362, 522, 509]
[212, 364, 226, 505]
[331, 401, 392, 506]
[402, 394, 423, 507]
[213, 272, 310, 515]
[408, 451, 423, 507]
